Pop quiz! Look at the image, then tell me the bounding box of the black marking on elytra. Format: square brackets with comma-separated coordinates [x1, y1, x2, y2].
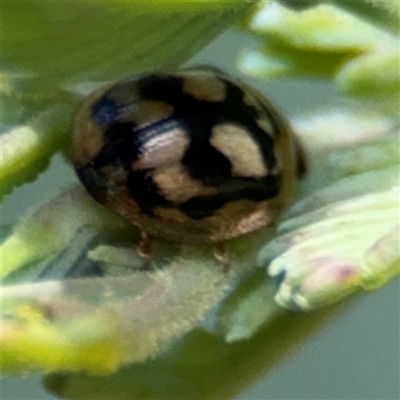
[127, 170, 171, 217]
[222, 78, 283, 138]
[104, 121, 136, 142]
[91, 95, 121, 127]
[244, 119, 277, 170]
[179, 196, 228, 220]
[222, 80, 277, 170]
[90, 122, 140, 170]
[183, 141, 232, 184]
[178, 174, 282, 219]
[138, 74, 184, 104]
[94, 123, 169, 169]
[75, 164, 109, 204]
[181, 115, 233, 184]
[93, 118, 184, 172]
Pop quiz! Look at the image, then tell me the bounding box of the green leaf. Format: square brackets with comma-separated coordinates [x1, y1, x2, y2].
[0, 186, 130, 280]
[43, 303, 344, 400]
[2, 254, 231, 375]
[331, 0, 400, 35]
[3, 2, 252, 89]
[0, 105, 73, 200]
[216, 269, 281, 342]
[239, 2, 399, 108]
[337, 47, 400, 99]
[279, 0, 400, 35]
[0, 186, 263, 374]
[257, 117, 400, 310]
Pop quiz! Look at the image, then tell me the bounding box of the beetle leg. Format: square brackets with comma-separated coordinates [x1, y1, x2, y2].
[213, 242, 231, 273]
[137, 231, 154, 270]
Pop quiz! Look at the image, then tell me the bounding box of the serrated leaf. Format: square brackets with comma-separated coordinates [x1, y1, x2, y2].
[258, 119, 400, 311]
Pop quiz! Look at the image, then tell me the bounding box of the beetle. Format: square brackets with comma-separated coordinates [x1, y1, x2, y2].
[72, 67, 305, 268]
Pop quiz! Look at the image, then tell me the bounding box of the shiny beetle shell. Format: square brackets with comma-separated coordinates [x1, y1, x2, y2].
[73, 67, 302, 244]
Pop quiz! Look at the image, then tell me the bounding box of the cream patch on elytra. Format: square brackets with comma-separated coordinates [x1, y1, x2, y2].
[182, 72, 226, 102]
[210, 123, 268, 178]
[119, 100, 174, 128]
[152, 164, 217, 203]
